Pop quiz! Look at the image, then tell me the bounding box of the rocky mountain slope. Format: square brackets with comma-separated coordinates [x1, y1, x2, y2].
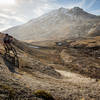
[0, 33, 100, 100]
[88, 23, 100, 37]
[4, 7, 100, 42]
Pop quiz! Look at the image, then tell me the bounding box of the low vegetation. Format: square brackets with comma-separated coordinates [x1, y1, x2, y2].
[34, 90, 55, 100]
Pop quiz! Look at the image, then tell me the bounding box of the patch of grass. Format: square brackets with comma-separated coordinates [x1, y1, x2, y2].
[19, 56, 32, 68]
[34, 90, 55, 100]
[0, 83, 16, 99]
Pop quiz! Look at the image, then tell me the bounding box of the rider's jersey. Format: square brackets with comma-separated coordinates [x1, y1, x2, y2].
[3, 36, 13, 44]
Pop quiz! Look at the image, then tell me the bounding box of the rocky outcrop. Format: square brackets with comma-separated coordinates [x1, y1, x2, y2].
[88, 24, 100, 37]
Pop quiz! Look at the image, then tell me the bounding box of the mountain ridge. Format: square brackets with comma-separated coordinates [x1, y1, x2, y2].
[3, 7, 100, 42]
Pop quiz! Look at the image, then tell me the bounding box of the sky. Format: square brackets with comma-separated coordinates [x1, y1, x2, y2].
[0, 0, 100, 31]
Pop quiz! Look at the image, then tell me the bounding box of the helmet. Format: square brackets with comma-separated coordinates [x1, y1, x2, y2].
[5, 34, 8, 36]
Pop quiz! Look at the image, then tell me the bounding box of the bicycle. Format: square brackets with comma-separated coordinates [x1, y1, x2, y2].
[4, 43, 19, 68]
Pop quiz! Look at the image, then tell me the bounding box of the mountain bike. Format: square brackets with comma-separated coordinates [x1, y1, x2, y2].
[4, 43, 19, 68]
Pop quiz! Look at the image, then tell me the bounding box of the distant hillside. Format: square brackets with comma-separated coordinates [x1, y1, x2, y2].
[4, 7, 100, 42]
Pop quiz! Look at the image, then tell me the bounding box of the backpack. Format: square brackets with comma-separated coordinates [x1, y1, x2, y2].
[3, 36, 10, 43]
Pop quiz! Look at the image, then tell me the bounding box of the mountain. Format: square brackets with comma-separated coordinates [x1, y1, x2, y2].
[4, 7, 100, 42]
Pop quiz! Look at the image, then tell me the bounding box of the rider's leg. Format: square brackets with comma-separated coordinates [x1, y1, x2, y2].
[6, 43, 10, 53]
[7, 43, 17, 56]
[4, 43, 8, 53]
[10, 44, 17, 56]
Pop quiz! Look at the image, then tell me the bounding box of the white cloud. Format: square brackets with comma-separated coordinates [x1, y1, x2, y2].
[0, 25, 12, 31]
[0, 13, 26, 23]
[90, 9, 100, 15]
[86, 0, 96, 9]
[11, 16, 26, 23]
[58, 0, 86, 9]
[78, 0, 86, 7]
[0, 13, 10, 19]
[0, 0, 15, 5]
[33, 8, 44, 17]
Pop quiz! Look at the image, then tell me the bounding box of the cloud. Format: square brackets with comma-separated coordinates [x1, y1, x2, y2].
[0, 25, 12, 31]
[0, 13, 10, 19]
[13, 17, 26, 23]
[0, 17, 13, 31]
[78, 0, 86, 7]
[86, 0, 96, 9]
[58, 0, 87, 9]
[0, 12, 26, 22]
[90, 9, 100, 15]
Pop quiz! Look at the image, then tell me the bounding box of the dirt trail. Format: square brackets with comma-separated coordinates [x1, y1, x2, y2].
[13, 70, 56, 89]
[56, 70, 96, 85]
[13, 68, 98, 91]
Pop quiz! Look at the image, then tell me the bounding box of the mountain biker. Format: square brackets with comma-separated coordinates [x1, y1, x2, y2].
[3, 34, 13, 53]
[3, 34, 19, 67]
